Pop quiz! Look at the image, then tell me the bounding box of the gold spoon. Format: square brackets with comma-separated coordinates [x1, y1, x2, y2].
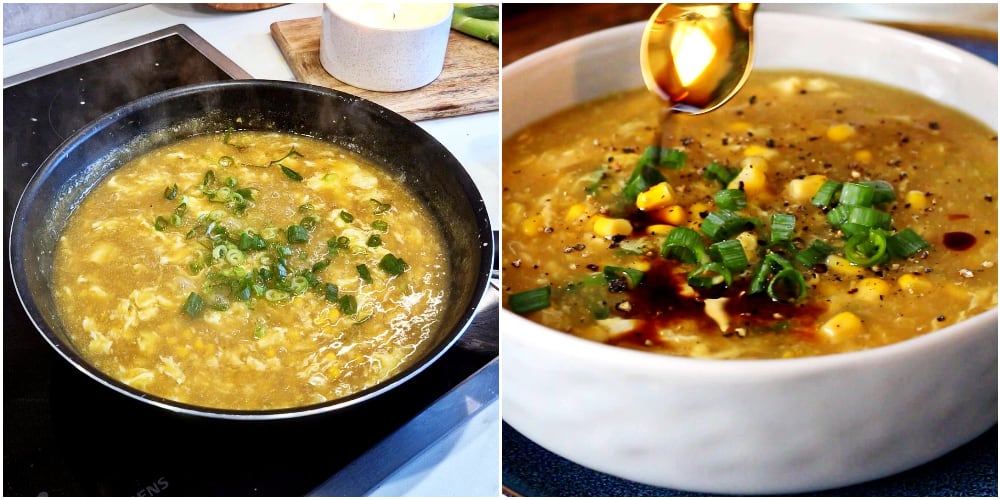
[640, 3, 758, 114]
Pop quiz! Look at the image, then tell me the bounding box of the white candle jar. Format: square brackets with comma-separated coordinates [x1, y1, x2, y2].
[320, 2, 454, 92]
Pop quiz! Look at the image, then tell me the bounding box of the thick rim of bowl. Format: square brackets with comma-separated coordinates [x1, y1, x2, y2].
[10, 79, 495, 420]
[500, 13, 999, 377]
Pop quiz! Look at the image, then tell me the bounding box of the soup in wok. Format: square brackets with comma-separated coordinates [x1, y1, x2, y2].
[53, 131, 450, 409]
[502, 70, 997, 359]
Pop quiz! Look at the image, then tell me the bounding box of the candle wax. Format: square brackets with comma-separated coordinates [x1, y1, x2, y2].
[328, 2, 452, 30]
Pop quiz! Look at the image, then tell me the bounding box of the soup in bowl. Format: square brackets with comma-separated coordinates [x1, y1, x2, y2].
[501, 13, 997, 494]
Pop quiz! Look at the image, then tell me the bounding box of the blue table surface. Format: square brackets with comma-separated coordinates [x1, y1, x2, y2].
[501, 28, 998, 498]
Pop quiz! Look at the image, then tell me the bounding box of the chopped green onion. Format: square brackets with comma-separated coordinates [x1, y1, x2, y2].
[323, 283, 339, 302]
[225, 248, 245, 266]
[357, 264, 372, 284]
[887, 227, 930, 258]
[378, 253, 408, 275]
[270, 146, 302, 165]
[622, 163, 666, 205]
[846, 206, 891, 230]
[366, 234, 382, 247]
[289, 275, 310, 294]
[508, 286, 551, 314]
[769, 213, 796, 243]
[826, 205, 850, 228]
[714, 189, 747, 211]
[704, 162, 739, 186]
[339, 210, 355, 223]
[795, 240, 834, 268]
[265, 289, 290, 302]
[164, 184, 178, 200]
[218, 156, 234, 168]
[174, 202, 188, 217]
[202, 170, 217, 190]
[661, 226, 709, 264]
[300, 215, 320, 231]
[328, 236, 350, 254]
[603, 266, 644, 290]
[311, 259, 331, 273]
[659, 147, 687, 169]
[223, 176, 237, 188]
[287, 224, 310, 244]
[844, 229, 889, 267]
[183, 292, 204, 317]
[811, 180, 842, 210]
[708, 239, 749, 272]
[339, 294, 358, 315]
[280, 165, 303, 181]
[372, 220, 389, 232]
[749, 252, 795, 296]
[169, 213, 182, 227]
[839, 182, 875, 207]
[700, 210, 757, 242]
[687, 261, 733, 288]
[860, 180, 895, 204]
[154, 215, 168, 231]
[371, 199, 392, 214]
[767, 268, 808, 302]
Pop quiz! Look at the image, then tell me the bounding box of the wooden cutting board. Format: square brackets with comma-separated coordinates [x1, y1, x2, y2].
[270, 17, 498, 121]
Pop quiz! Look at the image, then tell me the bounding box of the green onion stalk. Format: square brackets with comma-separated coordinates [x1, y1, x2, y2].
[452, 3, 499, 45]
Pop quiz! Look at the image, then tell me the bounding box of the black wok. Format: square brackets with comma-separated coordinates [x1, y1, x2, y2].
[8, 80, 494, 419]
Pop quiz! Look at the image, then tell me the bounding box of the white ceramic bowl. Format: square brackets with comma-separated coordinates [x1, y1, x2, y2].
[501, 13, 998, 495]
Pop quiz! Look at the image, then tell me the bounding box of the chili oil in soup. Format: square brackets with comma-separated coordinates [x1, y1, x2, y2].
[53, 131, 450, 410]
[502, 70, 998, 359]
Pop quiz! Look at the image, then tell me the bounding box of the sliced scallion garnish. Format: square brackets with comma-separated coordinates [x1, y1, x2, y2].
[603, 266, 644, 290]
[280, 165, 303, 181]
[378, 253, 408, 276]
[687, 261, 733, 289]
[887, 227, 931, 258]
[183, 292, 204, 317]
[708, 238, 749, 272]
[769, 213, 796, 243]
[661, 226, 709, 264]
[810, 180, 842, 210]
[508, 286, 551, 314]
[714, 189, 747, 211]
[844, 229, 889, 267]
[700, 210, 757, 242]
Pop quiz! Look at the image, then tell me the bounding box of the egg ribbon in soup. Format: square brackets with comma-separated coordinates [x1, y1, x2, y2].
[53, 131, 450, 410]
[502, 70, 998, 359]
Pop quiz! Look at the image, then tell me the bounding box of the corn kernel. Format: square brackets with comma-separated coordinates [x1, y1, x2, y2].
[687, 202, 711, 225]
[636, 182, 676, 211]
[905, 190, 929, 211]
[328, 307, 341, 322]
[728, 121, 751, 132]
[898, 273, 933, 294]
[565, 203, 589, 223]
[826, 123, 856, 142]
[728, 158, 768, 196]
[327, 365, 341, 378]
[785, 174, 828, 203]
[592, 216, 633, 238]
[819, 311, 864, 341]
[630, 261, 651, 272]
[743, 144, 778, 160]
[650, 205, 688, 225]
[646, 224, 674, 236]
[854, 278, 891, 302]
[853, 149, 873, 164]
[521, 215, 546, 236]
[826, 255, 861, 278]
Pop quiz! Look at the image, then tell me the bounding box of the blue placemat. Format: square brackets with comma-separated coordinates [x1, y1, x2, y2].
[502, 423, 997, 497]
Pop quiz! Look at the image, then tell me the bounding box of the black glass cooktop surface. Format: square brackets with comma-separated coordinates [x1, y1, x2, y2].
[3, 25, 498, 496]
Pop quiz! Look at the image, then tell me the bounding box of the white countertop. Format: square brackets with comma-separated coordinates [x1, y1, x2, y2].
[3, 2, 499, 497]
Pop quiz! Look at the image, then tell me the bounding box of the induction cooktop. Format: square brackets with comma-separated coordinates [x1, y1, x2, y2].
[3, 24, 498, 496]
